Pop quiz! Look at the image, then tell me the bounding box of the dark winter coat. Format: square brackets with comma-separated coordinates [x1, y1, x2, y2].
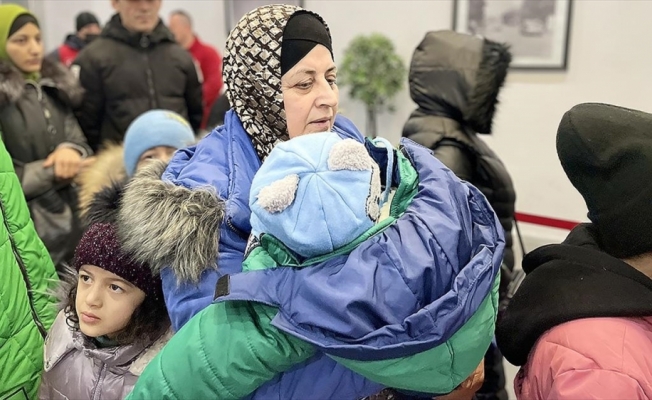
[402, 30, 516, 272]
[0, 58, 92, 266]
[73, 14, 203, 150]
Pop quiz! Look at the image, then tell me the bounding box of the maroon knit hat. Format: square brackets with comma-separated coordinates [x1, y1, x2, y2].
[73, 222, 162, 302]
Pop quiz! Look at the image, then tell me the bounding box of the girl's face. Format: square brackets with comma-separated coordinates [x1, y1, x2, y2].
[281, 44, 339, 139]
[5, 22, 43, 74]
[75, 264, 146, 339]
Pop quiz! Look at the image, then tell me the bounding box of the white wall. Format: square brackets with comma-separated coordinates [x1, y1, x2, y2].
[32, 0, 652, 242]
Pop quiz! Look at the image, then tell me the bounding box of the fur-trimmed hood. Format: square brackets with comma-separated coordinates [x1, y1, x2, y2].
[407, 30, 511, 134]
[76, 143, 127, 222]
[117, 160, 225, 284]
[0, 57, 84, 111]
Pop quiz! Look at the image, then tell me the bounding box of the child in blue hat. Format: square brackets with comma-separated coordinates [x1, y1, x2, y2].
[77, 109, 196, 221]
[249, 131, 388, 259]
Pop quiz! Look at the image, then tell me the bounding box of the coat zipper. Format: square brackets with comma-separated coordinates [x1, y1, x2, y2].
[227, 217, 249, 240]
[91, 363, 108, 400]
[0, 197, 48, 338]
[141, 35, 158, 109]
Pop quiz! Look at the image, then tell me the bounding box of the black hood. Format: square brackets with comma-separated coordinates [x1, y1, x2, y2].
[62, 33, 85, 51]
[407, 30, 511, 134]
[496, 223, 652, 366]
[102, 13, 174, 48]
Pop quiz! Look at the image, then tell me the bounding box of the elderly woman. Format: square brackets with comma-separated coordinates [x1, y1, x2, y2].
[121, 5, 503, 399]
[0, 4, 92, 269]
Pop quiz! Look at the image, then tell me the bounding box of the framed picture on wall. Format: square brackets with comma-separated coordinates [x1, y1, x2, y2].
[453, 0, 573, 70]
[224, 0, 304, 36]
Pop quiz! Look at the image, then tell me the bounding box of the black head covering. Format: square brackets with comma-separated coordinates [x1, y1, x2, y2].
[76, 12, 99, 32]
[281, 11, 333, 76]
[8, 13, 38, 37]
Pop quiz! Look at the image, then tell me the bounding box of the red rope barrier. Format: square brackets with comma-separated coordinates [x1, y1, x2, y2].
[515, 212, 580, 231]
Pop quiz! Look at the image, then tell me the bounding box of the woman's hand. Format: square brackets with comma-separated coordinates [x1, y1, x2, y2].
[436, 361, 485, 400]
[43, 147, 83, 180]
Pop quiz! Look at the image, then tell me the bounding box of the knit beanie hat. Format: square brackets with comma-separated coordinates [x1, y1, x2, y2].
[73, 222, 162, 301]
[223, 4, 331, 161]
[76, 11, 99, 32]
[0, 4, 38, 61]
[556, 102, 652, 259]
[123, 110, 195, 177]
[249, 132, 382, 258]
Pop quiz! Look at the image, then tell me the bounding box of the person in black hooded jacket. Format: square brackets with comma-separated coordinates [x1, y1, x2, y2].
[402, 30, 515, 400]
[497, 103, 652, 399]
[73, 0, 202, 151]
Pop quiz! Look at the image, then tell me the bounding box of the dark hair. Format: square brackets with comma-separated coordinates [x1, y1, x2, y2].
[170, 9, 192, 27]
[64, 281, 169, 346]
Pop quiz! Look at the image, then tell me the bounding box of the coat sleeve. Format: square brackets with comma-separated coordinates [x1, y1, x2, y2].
[184, 56, 204, 132]
[548, 369, 647, 399]
[62, 110, 92, 156]
[126, 301, 315, 400]
[73, 51, 104, 151]
[432, 142, 474, 182]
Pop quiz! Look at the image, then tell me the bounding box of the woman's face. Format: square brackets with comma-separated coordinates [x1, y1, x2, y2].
[282, 44, 339, 139]
[75, 264, 146, 339]
[5, 23, 42, 74]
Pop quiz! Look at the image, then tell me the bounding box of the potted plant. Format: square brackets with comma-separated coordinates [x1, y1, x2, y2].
[340, 33, 406, 139]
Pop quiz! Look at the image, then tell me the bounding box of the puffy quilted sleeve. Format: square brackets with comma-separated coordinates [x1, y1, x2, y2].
[548, 370, 646, 399]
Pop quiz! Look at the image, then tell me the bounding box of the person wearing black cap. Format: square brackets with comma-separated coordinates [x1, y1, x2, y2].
[0, 4, 92, 270]
[46, 11, 101, 68]
[73, 0, 203, 151]
[496, 103, 652, 399]
[121, 4, 498, 400]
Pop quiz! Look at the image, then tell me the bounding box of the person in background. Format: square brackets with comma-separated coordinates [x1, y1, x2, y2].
[76, 109, 195, 221]
[205, 91, 230, 130]
[47, 11, 101, 68]
[402, 30, 515, 400]
[168, 9, 223, 130]
[0, 4, 92, 270]
[74, 0, 203, 151]
[497, 103, 652, 399]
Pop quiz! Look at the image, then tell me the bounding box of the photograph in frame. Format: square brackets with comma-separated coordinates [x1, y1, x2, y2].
[224, 0, 304, 36]
[453, 0, 573, 70]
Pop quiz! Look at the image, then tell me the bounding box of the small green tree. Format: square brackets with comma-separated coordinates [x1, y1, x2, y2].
[340, 33, 406, 139]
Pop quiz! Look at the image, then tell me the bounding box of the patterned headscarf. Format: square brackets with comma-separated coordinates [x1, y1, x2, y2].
[223, 4, 331, 160]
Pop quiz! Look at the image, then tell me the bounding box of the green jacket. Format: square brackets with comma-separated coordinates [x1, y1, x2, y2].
[128, 144, 503, 399]
[0, 138, 58, 400]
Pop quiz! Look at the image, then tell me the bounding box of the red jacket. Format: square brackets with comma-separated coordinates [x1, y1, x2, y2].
[188, 36, 223, 129]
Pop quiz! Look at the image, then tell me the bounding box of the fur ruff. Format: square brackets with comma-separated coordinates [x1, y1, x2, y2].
[465, 39, 512, 134]
[118, 160, 226, 284]
[0, 58, 84, 110]
[77, 143, 127, 222]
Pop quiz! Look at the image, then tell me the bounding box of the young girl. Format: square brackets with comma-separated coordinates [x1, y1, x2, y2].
[39, 213, 170, 399]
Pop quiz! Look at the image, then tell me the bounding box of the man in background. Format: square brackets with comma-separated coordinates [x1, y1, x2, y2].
[74, 0, 202, 151]
[47, 12, 101, 67]
[169, 10, 223, 130]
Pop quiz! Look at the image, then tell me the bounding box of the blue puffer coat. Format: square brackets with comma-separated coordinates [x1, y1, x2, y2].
[119, 110, 504, 399]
